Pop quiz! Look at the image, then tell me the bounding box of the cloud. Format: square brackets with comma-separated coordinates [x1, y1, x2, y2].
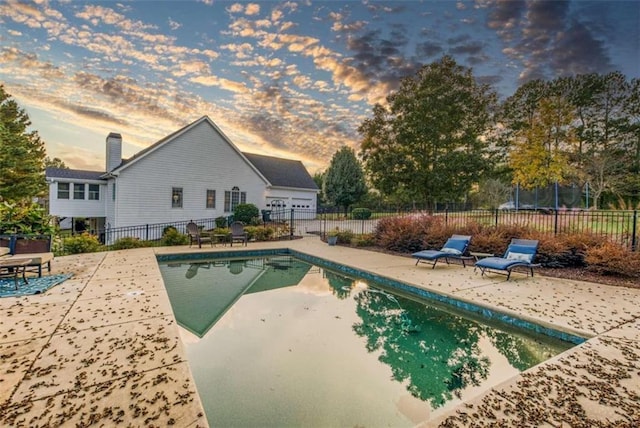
[245, 3, 261, 16]
[487, 0, 615, 84]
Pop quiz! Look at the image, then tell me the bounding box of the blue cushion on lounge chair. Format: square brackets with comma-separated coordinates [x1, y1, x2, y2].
[412, 250, 444, 260]
[442, 238, 468, 255]
[412, 235, 472, 268]
[475, 257, 522, 271]
[505, 244, 536, 262]
[474, 239, 539, 280]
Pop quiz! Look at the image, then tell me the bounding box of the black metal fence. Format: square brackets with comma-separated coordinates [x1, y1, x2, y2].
[88, 208, 638, 251]
[96, 218, 218, 245]
[313, 208, 638, 251]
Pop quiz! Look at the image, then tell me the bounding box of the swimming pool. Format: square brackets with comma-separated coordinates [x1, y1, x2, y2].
[158, 253, 575, 427]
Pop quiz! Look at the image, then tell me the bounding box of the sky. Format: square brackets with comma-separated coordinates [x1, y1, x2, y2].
[1, 0, 638, 174]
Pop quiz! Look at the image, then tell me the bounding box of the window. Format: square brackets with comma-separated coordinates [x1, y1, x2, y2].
[57, 183, 69, 199]
[172, 187, 183, 208]
[206, 190, 216, 209]
[89, 184, 100, 200]
[224, 187, 246, 212]
[73, 183, 85, 200]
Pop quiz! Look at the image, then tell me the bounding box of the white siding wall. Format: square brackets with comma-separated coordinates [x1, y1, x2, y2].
[105, 178, 116, 228]
[48, 181, 108, 218]
[113, 120, 267, 228]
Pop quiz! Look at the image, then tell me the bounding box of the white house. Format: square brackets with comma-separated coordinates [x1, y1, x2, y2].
[46, 116, 319, 239]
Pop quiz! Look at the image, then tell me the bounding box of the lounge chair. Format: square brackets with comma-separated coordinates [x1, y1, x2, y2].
[229, 221, 248, 246]
[474, 239, 539, 280]
[412, 235, 472, 269]
[186, 221, 213, 248]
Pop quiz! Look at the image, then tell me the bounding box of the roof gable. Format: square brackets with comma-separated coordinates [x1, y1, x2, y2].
[108, 116, 267, 183]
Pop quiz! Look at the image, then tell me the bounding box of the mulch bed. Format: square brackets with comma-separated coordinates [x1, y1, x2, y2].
[537, 267, 640, 289]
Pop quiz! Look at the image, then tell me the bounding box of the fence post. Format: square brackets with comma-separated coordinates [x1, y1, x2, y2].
[554, 210, 559, 235]
[632, 210, 638, 251]
[445, 208, 448, 226]
[290, 209, 294, 240]
[494, 209, 498, 227]
[145, 224, 149, 241]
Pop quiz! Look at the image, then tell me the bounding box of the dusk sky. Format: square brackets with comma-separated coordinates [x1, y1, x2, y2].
[1, 0, 638, 174]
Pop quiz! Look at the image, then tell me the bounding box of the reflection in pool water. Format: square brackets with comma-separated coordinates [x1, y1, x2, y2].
[159, 255, 573, 427]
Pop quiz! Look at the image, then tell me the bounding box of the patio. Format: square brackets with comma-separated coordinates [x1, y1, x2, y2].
[1, 236, 638, 426]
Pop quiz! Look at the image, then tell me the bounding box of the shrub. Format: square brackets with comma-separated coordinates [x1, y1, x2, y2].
[163, 225, 177, 236]
[351, 208, 372, 220]
[0, 201, 56, 235]
[245, 226, 275, 241]
[161, 228, 189, 246]
[63, 233, 103, 254]
[110, 237, 151, 250]
[233, 203, 260, 224]
[336, 229, 354, 245]
[352, 233, 375, 247]
[375, 215, 437, 253]
[535, 233, 607, 268]
[215, 216, 228, 228]
[585, 242, 640, 278]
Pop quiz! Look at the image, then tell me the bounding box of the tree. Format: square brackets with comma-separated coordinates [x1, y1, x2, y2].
[472, 178, 512, 209]
[45, 156, 68, 169]
[509, 96, 576, 190]
[569, 72, 631, 208]
[359, 56, 497, 210]
[323, 146, 367, 213]
[0, 85, 47, 202]
[312, 170, 328, 207]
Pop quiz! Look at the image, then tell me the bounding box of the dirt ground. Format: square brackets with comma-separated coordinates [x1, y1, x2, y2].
[538, 266, 640, 289]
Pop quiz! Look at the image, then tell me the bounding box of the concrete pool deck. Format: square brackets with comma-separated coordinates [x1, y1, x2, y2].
[0, 236, 638, 426]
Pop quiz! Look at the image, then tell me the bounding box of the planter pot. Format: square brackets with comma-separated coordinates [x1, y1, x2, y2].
[327, 236, 338, 246]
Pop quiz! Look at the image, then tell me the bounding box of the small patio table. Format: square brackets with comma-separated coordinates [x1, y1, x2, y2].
[212, 234, 229, 246]
[0, 258, 32, 290]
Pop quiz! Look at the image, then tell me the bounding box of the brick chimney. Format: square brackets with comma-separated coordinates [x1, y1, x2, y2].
[106, 132, 122, 172]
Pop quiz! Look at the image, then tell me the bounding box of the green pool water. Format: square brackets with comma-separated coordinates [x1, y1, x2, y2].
[158, 255, 573, 427]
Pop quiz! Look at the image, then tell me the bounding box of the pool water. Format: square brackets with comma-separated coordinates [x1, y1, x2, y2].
[158, 255, 573, 427]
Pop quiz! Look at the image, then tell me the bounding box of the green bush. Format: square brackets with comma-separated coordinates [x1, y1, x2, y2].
[233, 203, 260, 224]
[245, 226, 274, 241]
[215, 216, 228, 228]
[161, 228, 189, 246]
[110, 237, 151, 250]
[63, 233, 103, 254]
[336, 229, 354, 245]
[352, 233, 375, 247]
[351, 208, 372, 220]
[0, 201, 56, 235]
[163, 225, 177, 236]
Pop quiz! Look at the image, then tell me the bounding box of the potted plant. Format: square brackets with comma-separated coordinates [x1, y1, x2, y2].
[327, 228, 339, 246]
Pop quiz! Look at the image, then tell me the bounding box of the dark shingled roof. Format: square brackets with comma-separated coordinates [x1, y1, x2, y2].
[45, 167, 106, 181]
[242, 153, 318, 190]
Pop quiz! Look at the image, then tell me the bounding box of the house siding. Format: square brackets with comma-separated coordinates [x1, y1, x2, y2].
[112, 120, 266, 228]
[48, 180, 108, 218]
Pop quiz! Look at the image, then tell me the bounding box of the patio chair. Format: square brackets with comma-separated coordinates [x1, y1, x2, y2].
[474, 238, 540, 280]
[229, 221, 248, 246]
[412, 235, 472, 269]
[186, 221, 213, 248]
